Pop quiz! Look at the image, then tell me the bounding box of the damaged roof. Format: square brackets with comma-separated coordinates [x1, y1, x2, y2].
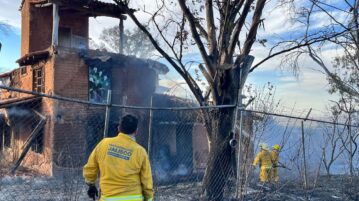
[0, 96, 42, 109]
[80, 49, 169, 75]
[0, 71, 13, 79]
[20, 0, 132, 19]
[16, 49, 50, 66]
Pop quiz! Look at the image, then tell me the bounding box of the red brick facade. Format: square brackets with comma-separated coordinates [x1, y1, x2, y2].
[0, 0, 160, 176]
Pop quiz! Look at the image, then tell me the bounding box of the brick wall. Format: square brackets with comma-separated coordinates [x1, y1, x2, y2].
[21, 1, 89, 55]
[59, 12, 89, 39]
[21, 1, 30, 57]
[53, 48, 88, 99]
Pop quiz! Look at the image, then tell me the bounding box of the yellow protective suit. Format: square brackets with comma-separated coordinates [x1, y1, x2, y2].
[83, 133, 153, 201]
[253, 150, 273, 183]
[270, 150, 279, 182]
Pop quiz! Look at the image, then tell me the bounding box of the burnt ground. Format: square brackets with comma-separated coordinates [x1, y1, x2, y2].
[1, 163, 359, 201]
[156, 175, 359, 201]
[239, 175, 359, 201]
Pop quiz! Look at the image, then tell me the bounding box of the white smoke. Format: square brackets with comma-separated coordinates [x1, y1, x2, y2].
[5, 107, 32, 117]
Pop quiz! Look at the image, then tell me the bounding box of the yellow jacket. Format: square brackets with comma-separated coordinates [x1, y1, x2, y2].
[270, 150, 279, 166]
[253, 150, 273, 169]
[83, 133, 153, 201]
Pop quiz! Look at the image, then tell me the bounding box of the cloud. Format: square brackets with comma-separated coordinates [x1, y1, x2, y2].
[0, 0, 346, 117]
[0, 0, 21, 28]
[259, 2, 303, 36]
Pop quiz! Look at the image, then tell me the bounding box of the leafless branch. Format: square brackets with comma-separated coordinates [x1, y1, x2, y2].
[114, 0, 205, 104]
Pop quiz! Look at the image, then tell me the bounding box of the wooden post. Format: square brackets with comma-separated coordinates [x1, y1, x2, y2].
[119, 18, 124, 54]
[52, 3, 59, 46]
[103, 90, 112, 138]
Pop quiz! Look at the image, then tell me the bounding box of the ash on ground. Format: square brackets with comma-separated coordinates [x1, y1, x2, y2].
[1, 166, 359, 201]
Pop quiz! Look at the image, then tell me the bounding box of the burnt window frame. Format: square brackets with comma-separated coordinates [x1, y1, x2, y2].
[33, 66, 45, 93]
[20, 66, 27, 76]
[11, 69, 20, 87]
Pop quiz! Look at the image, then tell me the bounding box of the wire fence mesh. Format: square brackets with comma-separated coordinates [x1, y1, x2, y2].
[1, 88, 359, 200]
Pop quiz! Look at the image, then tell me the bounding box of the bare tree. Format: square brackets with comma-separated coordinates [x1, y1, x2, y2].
[304, 0, 359, 99]
[334, 95, 359, 177]
[320, 105, 345, 177]
[112, 1, 267, 199]
[108, 0, 350, 199]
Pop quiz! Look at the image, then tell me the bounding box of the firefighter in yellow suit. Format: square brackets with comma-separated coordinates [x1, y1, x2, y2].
[83, 114, 153, 201]
[252, 143, 273, 183]
[270, 144, 280, 182]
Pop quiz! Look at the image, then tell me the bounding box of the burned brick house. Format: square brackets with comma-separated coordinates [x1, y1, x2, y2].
[0, 0, 257, 181]
[0, 0, 170, 175]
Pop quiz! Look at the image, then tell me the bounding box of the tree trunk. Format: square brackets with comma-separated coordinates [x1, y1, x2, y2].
[201, 56, 254, 201]
[349, 116, 353, 177]
[201, 110, 234, 201]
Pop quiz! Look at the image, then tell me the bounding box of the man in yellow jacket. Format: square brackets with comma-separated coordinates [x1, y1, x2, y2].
[83, 114, 153, 201]
[270, 144, 280, 182]
[252, 143, 273, 183]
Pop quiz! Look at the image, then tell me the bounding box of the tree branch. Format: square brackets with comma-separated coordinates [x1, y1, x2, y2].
[249, 29, 349, 73]
[206, 0, 219, 65]
[308, 46, 359, 98]
[241, 0, 266, 56]
[115, 0, 205, 103]
[178, 0, 215, 76]
[228, 0, 253, 59]
[195, 21, 209, 39]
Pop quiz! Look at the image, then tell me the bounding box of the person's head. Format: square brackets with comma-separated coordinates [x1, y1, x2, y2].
[119, 114, 138, 135]
[259, 143, 269, 151]
[272, 144, 280, 151]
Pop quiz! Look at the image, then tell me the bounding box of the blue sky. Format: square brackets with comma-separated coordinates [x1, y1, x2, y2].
[0, 0, 343, 118]
[0, 25, 20, 73]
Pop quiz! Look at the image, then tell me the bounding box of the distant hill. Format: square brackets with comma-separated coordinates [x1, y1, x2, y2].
[0, 23, 20, 73]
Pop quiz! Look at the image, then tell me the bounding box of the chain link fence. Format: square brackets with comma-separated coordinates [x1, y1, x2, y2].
[1, 88, 359, 200]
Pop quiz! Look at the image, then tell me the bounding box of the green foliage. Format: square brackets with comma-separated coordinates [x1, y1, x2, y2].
[328, 49, 359, 95]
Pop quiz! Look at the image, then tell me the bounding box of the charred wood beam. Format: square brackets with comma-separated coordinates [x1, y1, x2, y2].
[39, 0, 132, 19]
[0, 97, 41, 109]
[11, 111, 46, 174]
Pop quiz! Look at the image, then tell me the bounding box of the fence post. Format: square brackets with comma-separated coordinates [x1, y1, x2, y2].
[234, 57, 254, 199]
[103, 90, 112, 138]
[148, 96, 153, 158]
[301, 121, 308, 190]
[302, 108, 312, 190]
[237, 109, 244, 198]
